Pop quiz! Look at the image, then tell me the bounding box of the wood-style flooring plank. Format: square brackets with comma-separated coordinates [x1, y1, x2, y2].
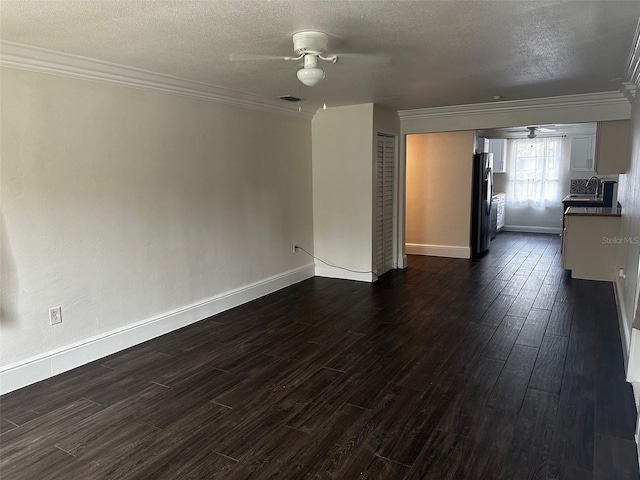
[500, 388, 559, 480]
[0, 416, 18, 434]
[529, 334, 569, 394]
[594, 372, 637, 439]
[482, 315, 525, 361]
[0, 447, 75, 480]
[0, 399, 103, 472]
[487, 344, 538, 413]
[515, 307, 552, 348]
[404, 429, 473, 480]
[521, 270, 546, 293]
[565, 332, 597, 378]
[478, 294, 517, 327]
[546, 300, 573, 337]
[437, 356, 505, 437]
[593, 433, 639, 480]
[533, 283, 558, 310]
[549, 397, 595, 472]
[506, 289, 539, 318]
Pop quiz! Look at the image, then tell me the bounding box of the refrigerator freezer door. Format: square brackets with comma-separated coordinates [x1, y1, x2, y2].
[471, 153, 492, 257]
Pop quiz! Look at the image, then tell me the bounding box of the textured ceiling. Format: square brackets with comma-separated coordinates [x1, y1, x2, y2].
[1, 0, 639, 111]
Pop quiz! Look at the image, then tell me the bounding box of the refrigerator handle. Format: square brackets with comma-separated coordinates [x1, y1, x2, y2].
[486, 167, 493, 215]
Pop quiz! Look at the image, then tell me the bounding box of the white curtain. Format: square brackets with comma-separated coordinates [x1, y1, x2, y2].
[507, 137, 562, 208]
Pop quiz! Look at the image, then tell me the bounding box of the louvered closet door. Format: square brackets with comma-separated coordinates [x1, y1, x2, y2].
[375, 134, 395, 276]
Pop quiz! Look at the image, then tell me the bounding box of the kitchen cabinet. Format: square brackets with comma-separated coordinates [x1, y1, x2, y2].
[595, 120, 630, 174]
[488, 139, 506, 173]
[562, 208, 621, 280]
[570, 135, 595, 171]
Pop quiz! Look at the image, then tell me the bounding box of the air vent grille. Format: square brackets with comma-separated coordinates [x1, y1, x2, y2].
[279, 95, 301, 102]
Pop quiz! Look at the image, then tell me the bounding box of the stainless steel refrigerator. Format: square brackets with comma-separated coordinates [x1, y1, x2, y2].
[471, 152, 493, 257]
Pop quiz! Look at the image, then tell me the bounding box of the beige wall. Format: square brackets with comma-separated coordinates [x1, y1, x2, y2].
[312, 104, 375, 278]
[0, 67, 314, 366]
[405, 131, 474, 253]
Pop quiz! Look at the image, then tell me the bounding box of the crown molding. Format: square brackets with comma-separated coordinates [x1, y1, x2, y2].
[621, 82, 637, 103]
[0, 41, 315, 118]
[398, 91, 631, 121]
[626, 18, 640, 88]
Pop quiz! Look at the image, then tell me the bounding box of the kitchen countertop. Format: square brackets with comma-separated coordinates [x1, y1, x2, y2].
[564, 206, 622, 217]
[561, 194, 604, 204]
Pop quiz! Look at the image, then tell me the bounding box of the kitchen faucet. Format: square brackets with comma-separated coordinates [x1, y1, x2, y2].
[585, 175, 600, 196]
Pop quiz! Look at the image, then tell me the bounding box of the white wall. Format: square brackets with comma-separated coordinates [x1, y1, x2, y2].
[312, 104, 375, 281]
[311, 103, 400, 280]
[405, 131, 474, 258]
[0, 68, 314, 370]
[617, 97, 640, 381]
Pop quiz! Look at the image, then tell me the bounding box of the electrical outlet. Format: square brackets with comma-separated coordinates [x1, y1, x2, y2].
[49, 306, 62, 325]
[293, 244, 298, 253]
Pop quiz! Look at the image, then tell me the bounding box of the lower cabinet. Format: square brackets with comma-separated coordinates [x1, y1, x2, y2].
[563, 214, 620, 280]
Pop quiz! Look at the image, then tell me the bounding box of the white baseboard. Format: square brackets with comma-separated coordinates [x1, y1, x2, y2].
[502, 225, 562, 235]
[614, 278, 632, 374]
[314, 265, 376, 282]
[0, 264, 315, 395]
[405, 243, 471, 259]
[614, 278, 640, 470]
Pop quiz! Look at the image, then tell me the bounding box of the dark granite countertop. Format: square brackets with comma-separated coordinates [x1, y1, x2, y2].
[564, 206, 622, 217]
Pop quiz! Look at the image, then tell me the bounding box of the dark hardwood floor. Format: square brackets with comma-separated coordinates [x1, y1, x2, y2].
[1, 232, 638, 479]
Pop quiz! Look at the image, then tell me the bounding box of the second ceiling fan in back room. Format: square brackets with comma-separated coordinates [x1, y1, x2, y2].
[229, 30, 390, 86]
[501, 125, 559, 139]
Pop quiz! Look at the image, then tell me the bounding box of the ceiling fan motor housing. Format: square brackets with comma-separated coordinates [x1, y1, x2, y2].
[293, 31, 329, 56]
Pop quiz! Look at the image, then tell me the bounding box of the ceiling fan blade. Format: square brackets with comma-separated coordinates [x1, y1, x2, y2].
[332, 53, 391, 65]
[229, 53, 291, 61]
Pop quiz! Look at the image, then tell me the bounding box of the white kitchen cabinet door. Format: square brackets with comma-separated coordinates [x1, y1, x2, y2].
[570, 135, 595, 171]
[488, 139, 507, 173]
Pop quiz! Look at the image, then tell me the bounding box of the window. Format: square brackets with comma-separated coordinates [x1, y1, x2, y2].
[508, 137, 562, 208]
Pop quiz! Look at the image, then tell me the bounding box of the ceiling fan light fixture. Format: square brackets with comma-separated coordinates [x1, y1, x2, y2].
[297, 66, 325, 86]
[296, 54, 325, 86]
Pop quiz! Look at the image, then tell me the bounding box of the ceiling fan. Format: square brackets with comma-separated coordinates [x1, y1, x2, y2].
[229, 31, 390, 87]
[502, 125, 558, 138]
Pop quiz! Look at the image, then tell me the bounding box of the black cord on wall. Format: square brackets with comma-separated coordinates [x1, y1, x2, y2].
[294, 244, 379, 281]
